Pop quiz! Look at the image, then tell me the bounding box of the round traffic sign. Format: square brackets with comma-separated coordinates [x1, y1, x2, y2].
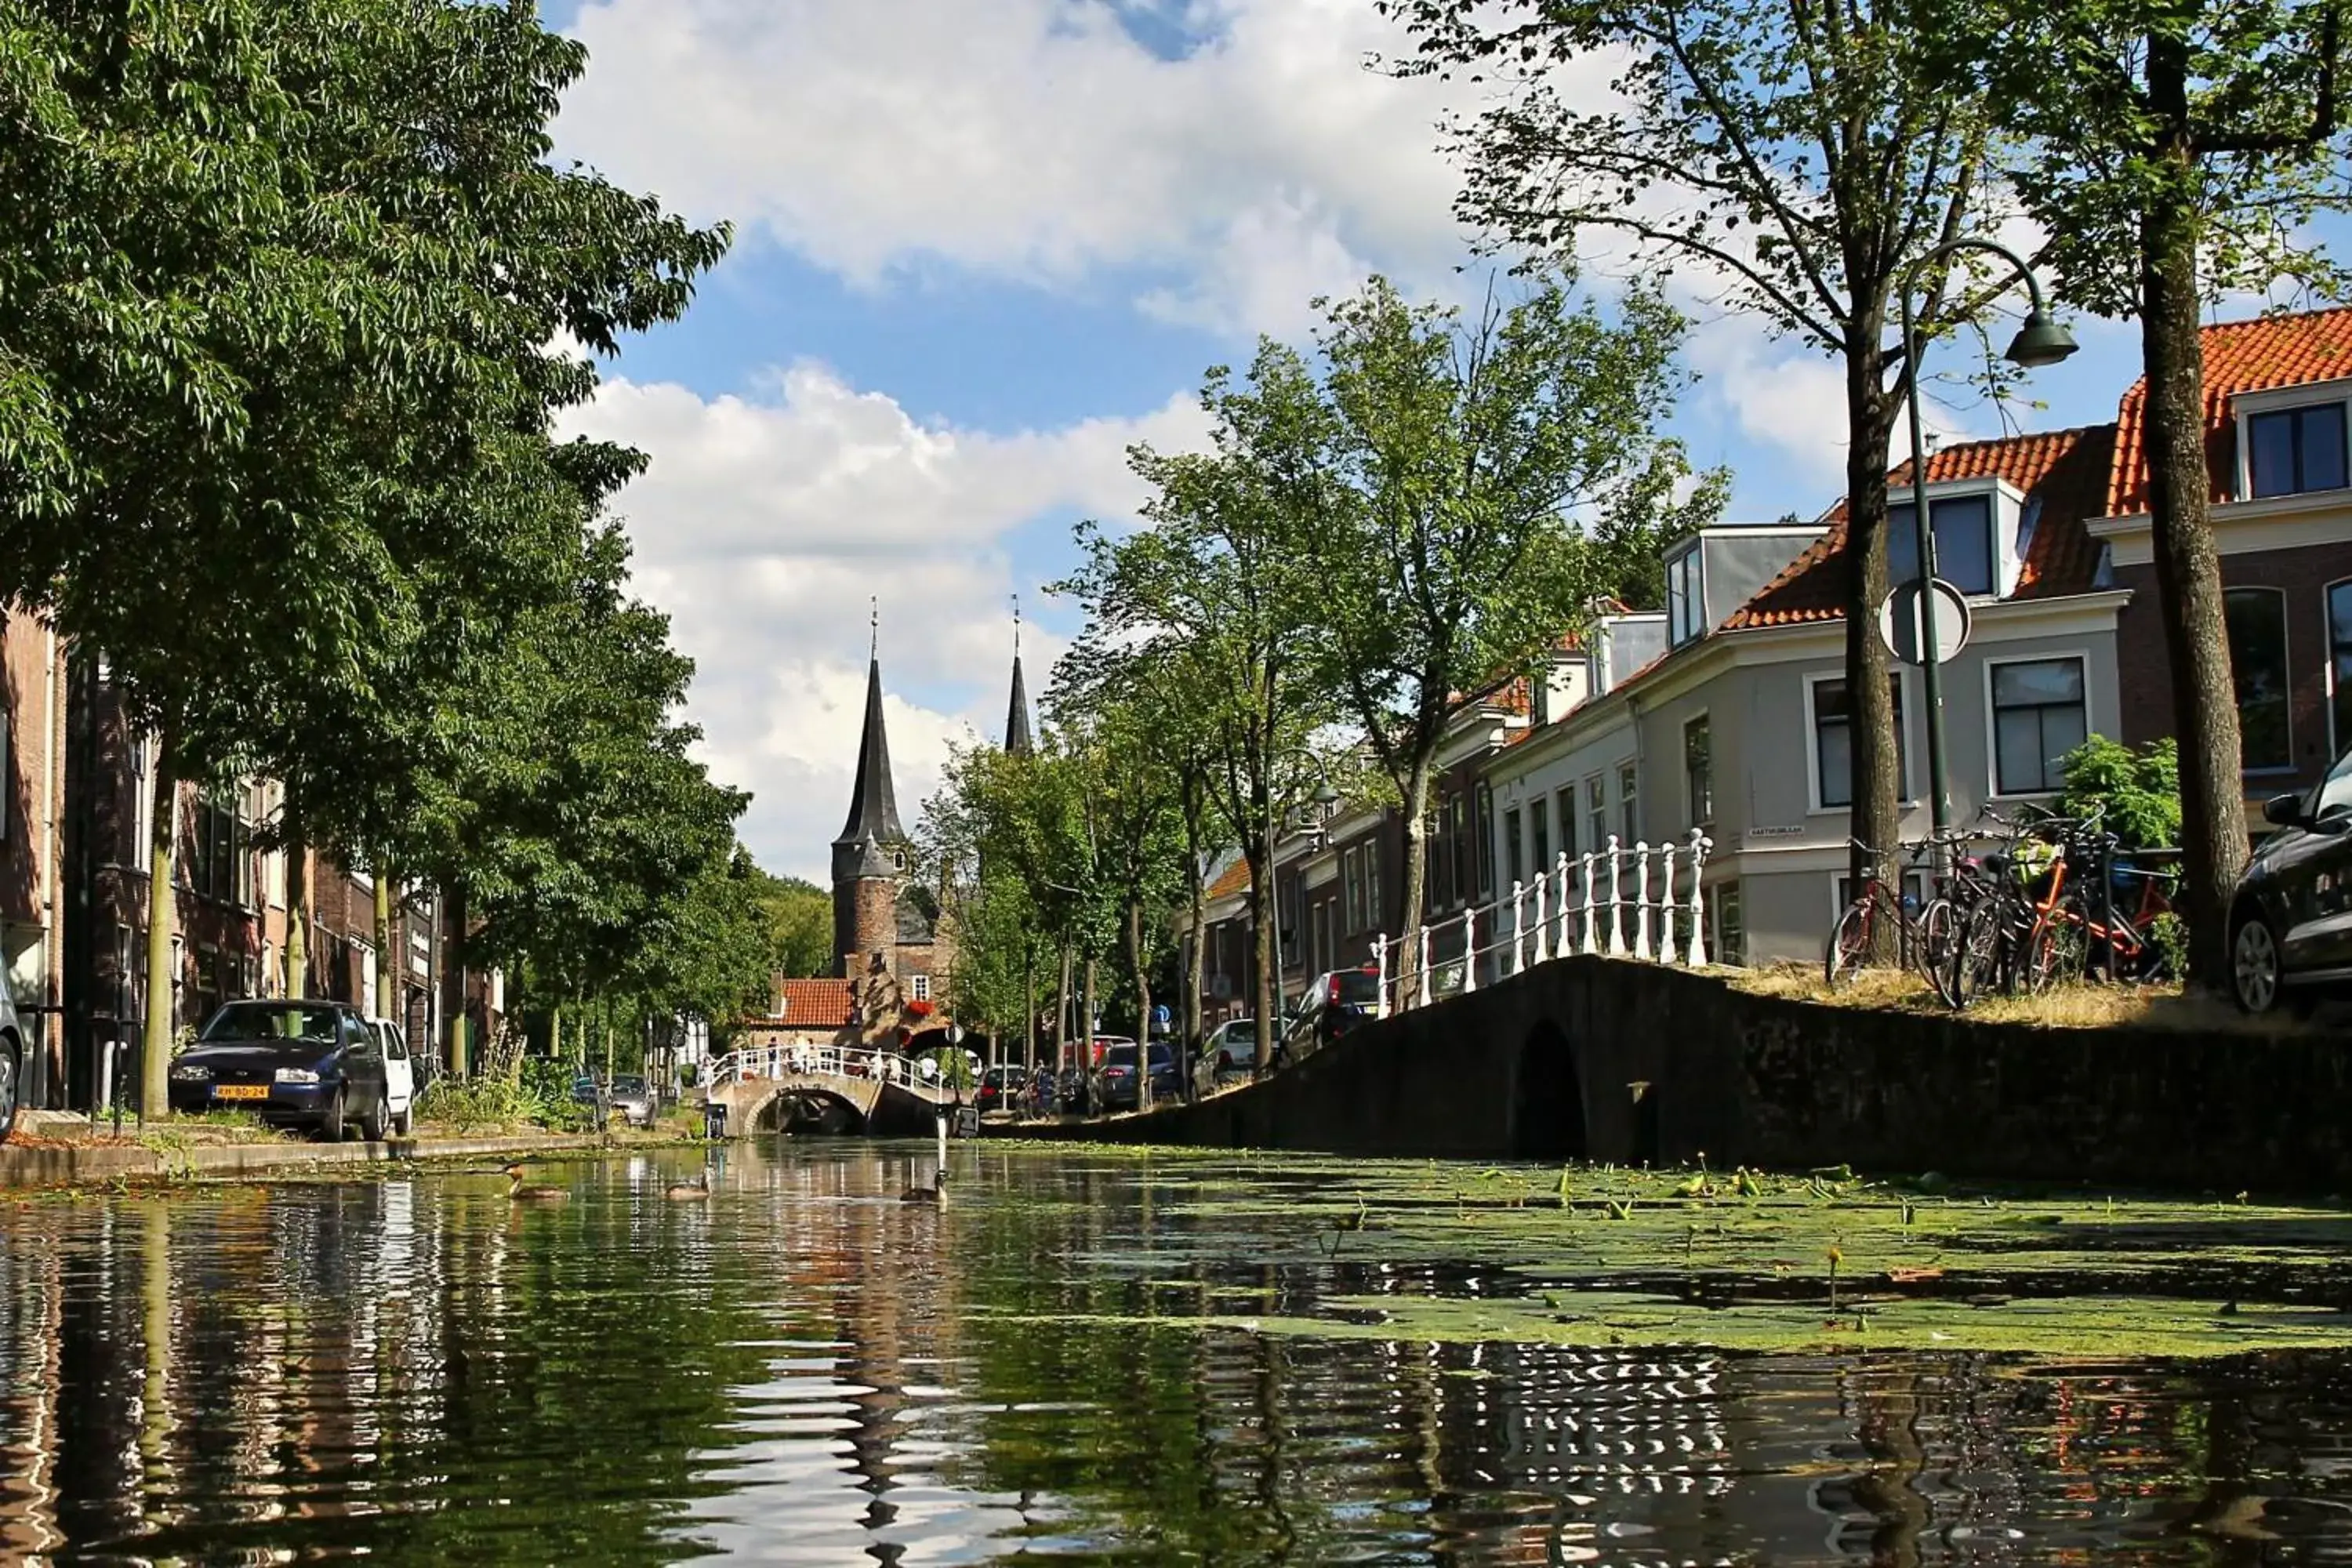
[1877, 577, 1972, 666]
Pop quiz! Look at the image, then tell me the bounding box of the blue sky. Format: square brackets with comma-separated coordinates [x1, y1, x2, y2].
[543, 0, 2243, 883]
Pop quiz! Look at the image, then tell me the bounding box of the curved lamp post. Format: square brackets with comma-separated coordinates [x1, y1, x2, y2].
[1898, 238, 2078, 841]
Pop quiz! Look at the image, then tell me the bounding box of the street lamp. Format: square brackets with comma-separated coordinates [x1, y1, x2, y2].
[1897, 238, 2078, 842]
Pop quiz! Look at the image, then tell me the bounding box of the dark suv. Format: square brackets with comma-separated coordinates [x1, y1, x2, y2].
[2230, 752, 2352, 1014]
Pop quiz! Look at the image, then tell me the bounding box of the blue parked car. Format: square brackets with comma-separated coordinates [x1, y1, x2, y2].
[167, 1000, 392, 1142]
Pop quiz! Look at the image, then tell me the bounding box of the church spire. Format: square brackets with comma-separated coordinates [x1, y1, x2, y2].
[833, 611, 903, 881]
[1004, 595, 1035, 757]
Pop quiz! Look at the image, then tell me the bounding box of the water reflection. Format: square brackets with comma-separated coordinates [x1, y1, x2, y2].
[1, 1145, 2350, 1563]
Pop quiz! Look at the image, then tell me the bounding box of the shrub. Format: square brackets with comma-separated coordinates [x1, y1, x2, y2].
[2055, 736, 2180, 851]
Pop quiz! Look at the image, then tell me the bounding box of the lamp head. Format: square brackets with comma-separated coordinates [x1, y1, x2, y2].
[2004, 309, 2078, 369]
[1310, 779, 1341, 807]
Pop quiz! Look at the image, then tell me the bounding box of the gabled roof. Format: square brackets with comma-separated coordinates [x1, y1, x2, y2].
[2107, 306, 2352, 517]
[765, 978, 856, 1029]
[1205, 857, 1253, 902]
[1721, 425, 2116, 630]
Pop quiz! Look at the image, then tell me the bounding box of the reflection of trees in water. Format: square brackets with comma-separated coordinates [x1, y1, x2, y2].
[12, 1154, 2352, 1563]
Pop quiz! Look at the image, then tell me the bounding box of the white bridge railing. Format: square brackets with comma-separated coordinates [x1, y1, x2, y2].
[709, 1042, 924, 1087]
[1370, 830, 1715, 1017]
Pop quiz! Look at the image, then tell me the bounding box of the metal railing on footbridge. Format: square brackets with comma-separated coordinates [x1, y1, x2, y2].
[708, 1042, 924, 1087]
[1370, 830, 1715, 1017]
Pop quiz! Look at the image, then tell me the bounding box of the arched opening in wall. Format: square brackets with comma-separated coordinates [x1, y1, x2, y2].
[1513, 1020, 1588, 1160]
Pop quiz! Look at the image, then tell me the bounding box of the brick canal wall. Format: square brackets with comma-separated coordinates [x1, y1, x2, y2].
[1027, 957, 2352, 1193]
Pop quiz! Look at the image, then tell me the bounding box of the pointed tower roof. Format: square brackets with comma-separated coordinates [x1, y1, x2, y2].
[1004, 654, 1034, 755]
[1004, 595, 1036, 756]
[832, 652, 904, 882]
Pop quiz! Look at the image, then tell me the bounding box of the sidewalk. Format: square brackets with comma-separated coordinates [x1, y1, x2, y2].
[0, 1123, 675, 1189]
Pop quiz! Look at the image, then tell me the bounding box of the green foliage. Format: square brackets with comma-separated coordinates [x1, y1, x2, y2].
[753, 870, 835, 979]
[2056, 736, 2182, 851]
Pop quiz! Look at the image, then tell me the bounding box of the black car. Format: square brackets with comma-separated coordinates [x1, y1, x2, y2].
[1296, 966, 1382, 1049]
[2231, 760, 2352, 1014]
[1098, 1041, 1179, 1112]
[167, 1000, 392, 1141]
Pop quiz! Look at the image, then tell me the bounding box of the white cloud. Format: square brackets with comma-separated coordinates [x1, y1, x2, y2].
[556, 0, 1489, 331]
[561, 367, 1207, 881]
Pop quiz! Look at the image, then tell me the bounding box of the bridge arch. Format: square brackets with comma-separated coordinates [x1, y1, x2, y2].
[1512, 1018, 1588, 1160]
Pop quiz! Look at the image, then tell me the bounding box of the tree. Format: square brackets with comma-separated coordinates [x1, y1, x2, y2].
[8, 0, 728, 1113]
[1383, 0, 2008, 946]
[1295, 273, 1722, 950]
[750, 872, 836, 980]
[1059, 389, 1337, 1072]
[1943, 0, 2348, 985]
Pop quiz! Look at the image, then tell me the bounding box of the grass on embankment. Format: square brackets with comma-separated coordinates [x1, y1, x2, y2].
[1730, 960, 2300, 1033]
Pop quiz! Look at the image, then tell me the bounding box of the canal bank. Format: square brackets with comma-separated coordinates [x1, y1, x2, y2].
[0, 1125, 696, 1188]
[1009, 956, 2352, 1195]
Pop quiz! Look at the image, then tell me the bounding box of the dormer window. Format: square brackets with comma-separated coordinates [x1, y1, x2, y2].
[1888, 493, 1995, 596]
[2248, 404, 2348, 498]
[1665, 545, 1702, 645]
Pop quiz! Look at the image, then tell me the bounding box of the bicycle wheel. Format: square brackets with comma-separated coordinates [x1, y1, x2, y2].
[1825, 896, 1875, 989]
[1917, 897, 1960, 1007]
[1944, 897, 2000, 1010]
[2019, 914, 2073, 993]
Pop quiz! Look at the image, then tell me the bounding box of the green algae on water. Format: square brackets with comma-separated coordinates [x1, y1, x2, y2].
[981, 1145, 2352, 1359]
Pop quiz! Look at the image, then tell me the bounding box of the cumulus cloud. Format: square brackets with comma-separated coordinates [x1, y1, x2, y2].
[561, 368, 1207, 881]
[556, 0, 1489, 330]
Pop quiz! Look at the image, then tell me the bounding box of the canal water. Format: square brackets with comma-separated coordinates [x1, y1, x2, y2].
[3, 1142, 2352, 1564]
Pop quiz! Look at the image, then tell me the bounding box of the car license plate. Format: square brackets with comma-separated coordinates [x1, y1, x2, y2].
[214, 1083, 270, 1102]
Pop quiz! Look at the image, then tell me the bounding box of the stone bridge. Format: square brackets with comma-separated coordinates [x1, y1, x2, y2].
[709, 1044, 958, 1136]
[1018, 953, 2352, 1194]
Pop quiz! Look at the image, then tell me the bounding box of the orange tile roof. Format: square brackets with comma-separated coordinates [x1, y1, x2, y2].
[2107, 306, 2352, 517]
[1205, 858, 1252, 902]
[765, 978, 855, 1029]
[1722, 425, 2115, 630]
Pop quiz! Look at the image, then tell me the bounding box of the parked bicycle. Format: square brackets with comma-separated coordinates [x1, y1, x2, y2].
[1826, 833, 1973, 1000]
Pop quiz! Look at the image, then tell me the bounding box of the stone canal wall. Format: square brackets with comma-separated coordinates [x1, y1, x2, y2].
[1027, 958, 2352, 1193]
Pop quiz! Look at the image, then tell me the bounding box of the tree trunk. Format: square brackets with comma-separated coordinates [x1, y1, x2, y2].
[1184, 850, 1206, 1101]
[372, 870, 394, 1021]
[1055, 946, 1073, 1081]
[1081, 954, 1098, 1116]
[448, 885, 469, 1079]
[1396, 754, 1436, 985]
[1842, 326, 1904, 956]
[140, 731, 179, 1118]
[1249, 843, 1277, 1074]
[1022, 946, 1036, 1076]
[2140, 55, 2247, 989]
[1127, 898, 1152, 1112]
[283, 825, 308, 1000]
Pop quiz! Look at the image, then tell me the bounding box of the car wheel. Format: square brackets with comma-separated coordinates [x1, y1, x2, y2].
[2232, 910, 2285, 1015]
[361, 1091, 390, 1143]
[319, 1088, 347, 1143]
[0, 1029, 19, 1146]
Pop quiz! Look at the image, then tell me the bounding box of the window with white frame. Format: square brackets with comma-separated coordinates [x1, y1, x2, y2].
[1684, 713, 1712, 826]
[2225, 586, 2292, 771]
[1812, 675, 1907, 809]
[1363, 842, 1381, 931]
[2330, 579, 2352, 756]
[1617, 763, 1640, 846]
[1503, 807, 1523, 887]
[1473, 782, 1496, 898]
[910, 973, 930, 1002]
[1990, 656, 2088, 795]
[1341, 846, 1364, 935]
[1530, 796, 1551, 880]
[1888, 492, 1997, 596]
[1585, 776, 1606, 851]
[2249, 403, 2350, 498]
[1666, 546, 1703, 645]
[1556, 787, 1578, 866]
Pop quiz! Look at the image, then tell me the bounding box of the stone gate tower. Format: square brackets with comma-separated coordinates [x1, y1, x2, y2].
[832, 648, 906, 978]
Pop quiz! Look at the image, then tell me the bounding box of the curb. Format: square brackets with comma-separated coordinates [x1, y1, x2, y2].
[0, 1132, 689, 1189]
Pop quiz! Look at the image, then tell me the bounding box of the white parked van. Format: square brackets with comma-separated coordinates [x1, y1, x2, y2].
[365, 1018, 416, 1137]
